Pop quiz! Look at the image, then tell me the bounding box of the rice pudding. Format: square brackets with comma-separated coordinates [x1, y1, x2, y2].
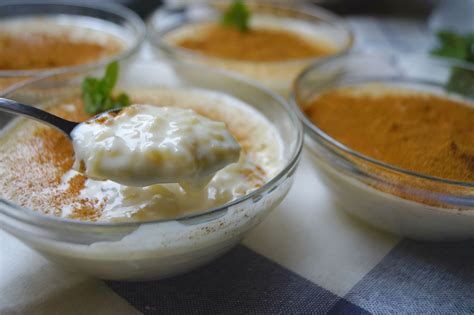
[0, 14, 134, 91]
[71, 105, 241, 187]
[0, 88, 283, 222]
[151, 2, 351, 95]
[172, 22, 336, 62]
[0, 17, 125, 71]
[297, 82, 474, 240]
[305, 87, 474, 184]
[0, 59, 302, 280]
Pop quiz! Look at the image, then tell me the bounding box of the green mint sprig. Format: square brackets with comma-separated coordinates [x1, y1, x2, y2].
[82, 62, 131, 115]
[221, 0, 251, 32]
[431, 30, 474, 61]
[430, 30, 474, 98]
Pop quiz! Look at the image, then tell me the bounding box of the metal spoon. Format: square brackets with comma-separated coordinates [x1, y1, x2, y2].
[0, 97, 107, 138]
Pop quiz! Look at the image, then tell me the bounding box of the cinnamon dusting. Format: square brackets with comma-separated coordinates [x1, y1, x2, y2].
[305, 88, 474, 207]
[176, 24, 335, 62]
[0, 32, 123, 70]
[0, 101, 104, 220]
[306, 90, 474, 182]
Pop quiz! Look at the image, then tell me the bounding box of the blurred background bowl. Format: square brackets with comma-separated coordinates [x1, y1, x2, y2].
[0, 0, 146, 92]
[148, 0, 353, 96]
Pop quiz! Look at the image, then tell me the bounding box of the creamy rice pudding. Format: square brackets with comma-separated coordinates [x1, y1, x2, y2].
[151, 2, 352, 95]
[71, 105, 241, 187]
[171, 22, 336, 62]
[0, 88, 283, 222]
[0, 17, 125, 71]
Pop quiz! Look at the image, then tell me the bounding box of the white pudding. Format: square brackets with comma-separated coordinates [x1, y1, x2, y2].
[71, 105, 240, 187]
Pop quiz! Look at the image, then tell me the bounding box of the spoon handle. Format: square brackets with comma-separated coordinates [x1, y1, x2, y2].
[0, 97, 78, 136]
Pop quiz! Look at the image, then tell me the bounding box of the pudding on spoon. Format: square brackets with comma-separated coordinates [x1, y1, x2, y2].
[71, 104, 241, 187]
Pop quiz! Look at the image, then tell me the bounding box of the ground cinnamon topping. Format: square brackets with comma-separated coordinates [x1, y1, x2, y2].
[67, 174, 87, 196]
[0, 32, 122, 70]
[68, 197, 104, 221]
[34, 128, 75, 176]
[305, 89, 474, 183]
[0, 101, 104, 220]
[176, 24, 335, 62]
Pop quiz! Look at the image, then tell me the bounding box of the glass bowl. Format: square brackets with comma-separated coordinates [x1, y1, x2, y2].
[147, 0, 353, 96]
[291, 52, 474, 241]
[0, 0, 146, 92]
[0, 60, 303, 280]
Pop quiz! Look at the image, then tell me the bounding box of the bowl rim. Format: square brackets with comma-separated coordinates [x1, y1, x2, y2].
[0, 59, 304, 230]
[147, 0, 354, 66]
[290, 51, 474, 188]
[0, 0, 146, 78]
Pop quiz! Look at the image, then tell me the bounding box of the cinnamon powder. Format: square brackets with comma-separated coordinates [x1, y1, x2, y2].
[176, 24, 335, 62]
[0, 32, 122, 70]
[0, 101, 105, 220]
[305, 89, 474, 183]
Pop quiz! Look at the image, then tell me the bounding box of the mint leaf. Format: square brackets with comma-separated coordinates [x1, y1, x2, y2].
[430, 30, 474, 97]
[221, 0, 251, 32]
[114, 93, 131, 109]
[100, 61, 118, 95]
[81, 62, 130, 115]
[431, 30, 474, 60]
[82, 77, 101, 114]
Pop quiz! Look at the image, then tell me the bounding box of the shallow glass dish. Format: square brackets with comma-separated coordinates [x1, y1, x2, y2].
[0, 60, 303, 280]
[147, 0, 353, 96]
[291, 52, 474, 241]
[0, 0, 146, 92]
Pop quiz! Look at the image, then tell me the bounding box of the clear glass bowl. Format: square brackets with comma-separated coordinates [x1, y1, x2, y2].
[0, 60, 303, 280]
[291, 52, 474, 241]
[0, 0, 146, 92]
[147, 0, 353, 96]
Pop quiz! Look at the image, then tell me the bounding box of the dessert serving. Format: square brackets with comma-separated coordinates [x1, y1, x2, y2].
[0, 63, 281, 222]
[293, 53, 474, 240]
[0, 18, 124, 71]
[0, 1, 145, 90]
[148, 0, 352, 95]
[0, 61, 302, 279]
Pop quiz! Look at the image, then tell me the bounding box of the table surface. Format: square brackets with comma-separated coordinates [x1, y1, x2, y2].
[1, 16, 473, 315]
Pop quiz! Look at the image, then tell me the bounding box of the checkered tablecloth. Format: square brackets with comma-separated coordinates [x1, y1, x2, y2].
[1, 17, 473, 315]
